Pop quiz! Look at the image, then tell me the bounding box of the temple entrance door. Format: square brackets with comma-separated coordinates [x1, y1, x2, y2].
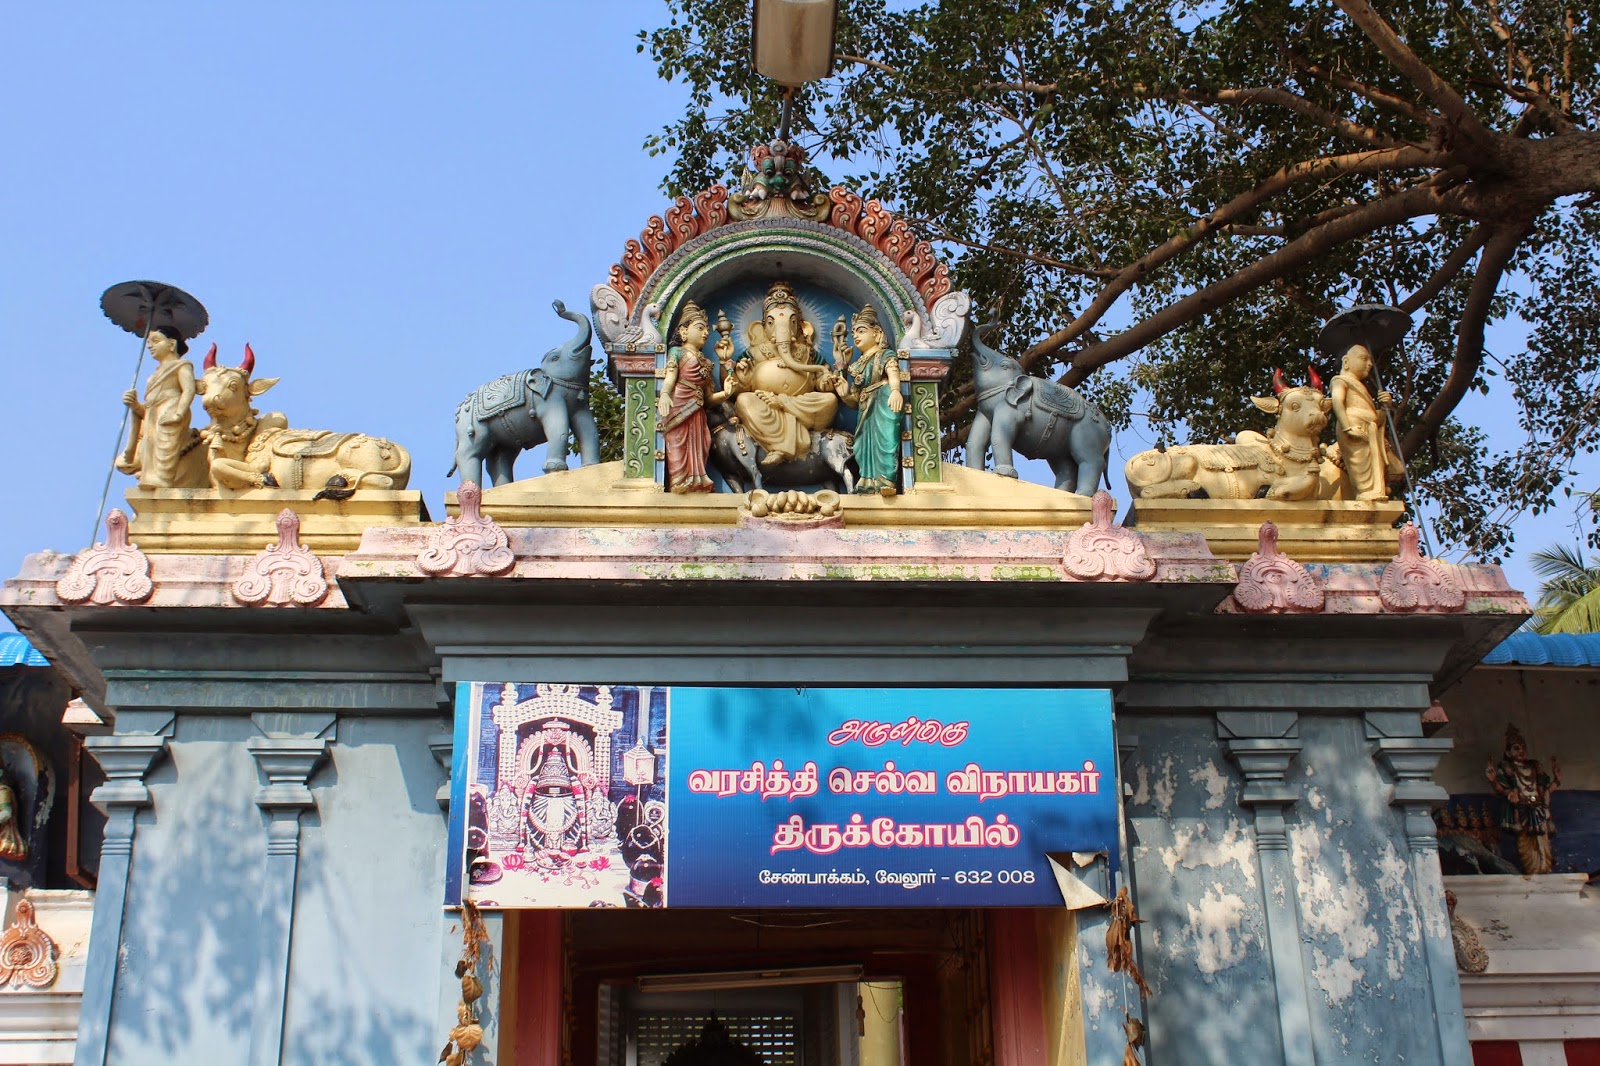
[552, 908, 991, 1066]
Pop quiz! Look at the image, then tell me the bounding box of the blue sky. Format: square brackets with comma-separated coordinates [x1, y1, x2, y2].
[2, 3, 1582, 630]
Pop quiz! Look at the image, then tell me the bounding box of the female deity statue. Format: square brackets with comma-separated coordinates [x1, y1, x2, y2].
[832, 305, 904, 496]
[656, 302, 729, 493]
[116, 327, 198, 489]
[1331, 344, 1402, 501]
[1486, 724, 1561, 874]
[720, 281, 840, 466]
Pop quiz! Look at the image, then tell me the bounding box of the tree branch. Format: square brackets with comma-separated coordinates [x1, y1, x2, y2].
[1015, 143, 1442, 373]
[1398, 225, 1489, 312]
[1287, 53, 1432, 124]
[837, 53, 900, 77]
[1059, 184, 1456, 385]
[1172, 86, 1407, 148]
[1332, 0, 1498, 149]
[1400, 220, 1534, 454]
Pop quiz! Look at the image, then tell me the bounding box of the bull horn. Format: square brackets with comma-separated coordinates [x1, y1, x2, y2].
[1307, 365, 1324, 392]
[240, 343, 255, 376]
[1271, 368, 1287, 395]
[202, 343, 218, 370]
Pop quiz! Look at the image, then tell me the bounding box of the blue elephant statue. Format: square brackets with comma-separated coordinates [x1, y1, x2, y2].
[450, 300, 602, 487]
[964, 313, 1111, 495]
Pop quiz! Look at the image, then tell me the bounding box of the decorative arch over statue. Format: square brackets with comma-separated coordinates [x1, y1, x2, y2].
[591, 144, 970, 493]
[490, 683, 623, 793]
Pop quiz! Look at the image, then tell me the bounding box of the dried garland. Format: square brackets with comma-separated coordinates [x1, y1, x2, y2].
[1105, 886, 1152, 1065]
[438, 901, 493, 1066]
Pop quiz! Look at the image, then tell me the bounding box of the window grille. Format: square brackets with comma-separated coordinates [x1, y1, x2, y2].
[634, 1012, 800, 1066]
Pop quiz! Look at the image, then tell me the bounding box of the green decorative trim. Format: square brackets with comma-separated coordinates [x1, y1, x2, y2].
[911, 379, 942, 484]
[624, 377, 656, 481]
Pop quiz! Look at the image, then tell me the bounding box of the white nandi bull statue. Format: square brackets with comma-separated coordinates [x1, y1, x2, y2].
[1125, 368, 1338, 502]
[197, 345, 412, 495]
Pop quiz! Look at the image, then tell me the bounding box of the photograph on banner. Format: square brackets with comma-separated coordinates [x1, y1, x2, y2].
[449, 683, 1118, 909]
[452, 682, 668, 909]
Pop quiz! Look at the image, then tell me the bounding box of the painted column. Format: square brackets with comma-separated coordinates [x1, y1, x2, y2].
[1371, 726, 1470, 1066]
[245, 715, 332, 1066]
[905, 351, 951, 488]
[611, 352, 660, 484]
[1223, 729, 1316, 1066]
[75, 733, 169, 1066]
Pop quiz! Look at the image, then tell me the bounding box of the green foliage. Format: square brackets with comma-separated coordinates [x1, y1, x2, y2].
[580, 367, 626, 464]
[641, 0, 1600, 557]
[1529, 542, 1600, 633]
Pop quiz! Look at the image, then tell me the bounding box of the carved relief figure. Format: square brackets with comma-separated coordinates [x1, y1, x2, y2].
[833, 305, 903, 496]
[1485, 724, 1561, 875]
[656, 302, 729, 493]
[116, 328, 206, 488]
[0, 770, 26, 862]
[721, 281, 840, 467]
[1330, 344, 1403, 500]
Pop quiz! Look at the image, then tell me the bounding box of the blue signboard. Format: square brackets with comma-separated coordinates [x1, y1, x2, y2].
[449, 683, 1117, 909]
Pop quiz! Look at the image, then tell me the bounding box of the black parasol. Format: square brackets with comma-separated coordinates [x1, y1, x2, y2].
[100, 280, 209, 340]
[1315, 303, 1411, 360]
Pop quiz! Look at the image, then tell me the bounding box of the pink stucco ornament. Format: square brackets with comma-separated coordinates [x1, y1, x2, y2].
[233, 509, 330, 607]
[1230, 521, 1325, 613]
[1379, 523, 1465, 613]
[55, 510, 154, 606]
[418, 482, 515, 577]
[0, 899, 58, 990]
[1062, 491, 1155, 581]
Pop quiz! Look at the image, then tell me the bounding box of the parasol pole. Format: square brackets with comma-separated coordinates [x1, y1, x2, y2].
[91, 321, 156, 546]
[1367, 339, 1433, 555]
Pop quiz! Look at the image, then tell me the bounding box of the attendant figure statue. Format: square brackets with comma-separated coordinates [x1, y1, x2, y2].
[833, 305, 904, 496]
[1331, 344, 1401, 501]
[721, 281, 840, 466]
[116, 327, 198, 488]
[1485, 724, 1561, 874]
[656, 302, 728, 493]
[0, 770, 26, 862]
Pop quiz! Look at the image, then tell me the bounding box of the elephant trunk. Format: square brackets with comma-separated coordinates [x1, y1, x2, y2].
[549, 299, 593, 365]
[970, 313, 1002, 372]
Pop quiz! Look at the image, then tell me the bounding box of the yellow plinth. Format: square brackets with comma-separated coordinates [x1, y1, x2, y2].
[1122, 497, 1406, 562]
[450, 462, 1096, 529]
[123, 488, 429, 554]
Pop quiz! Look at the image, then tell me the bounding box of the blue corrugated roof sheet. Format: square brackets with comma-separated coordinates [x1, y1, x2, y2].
[0, 633, 49, 668]
[1481, 631, 1600, 667]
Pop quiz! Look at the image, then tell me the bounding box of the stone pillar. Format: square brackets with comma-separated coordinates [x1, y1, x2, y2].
[1370, 722, 1469, 1066]
[906, 351, 951, 490]
[245, 714, 332, 1066]
[75, 733, 169, 1066]
[610, 352, 661, 485]
[1222, 716, 1315, 1066]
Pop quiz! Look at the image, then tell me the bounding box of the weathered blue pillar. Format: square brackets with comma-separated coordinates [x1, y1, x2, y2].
[246, 713, 333, 1066]
[76, 731, 169, 1066]
[1222, 713, 1315, 1066]
[1370, 720, 1470, 1066]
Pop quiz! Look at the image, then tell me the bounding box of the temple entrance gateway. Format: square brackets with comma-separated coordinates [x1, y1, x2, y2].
[537, 907, 1018, 1065]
